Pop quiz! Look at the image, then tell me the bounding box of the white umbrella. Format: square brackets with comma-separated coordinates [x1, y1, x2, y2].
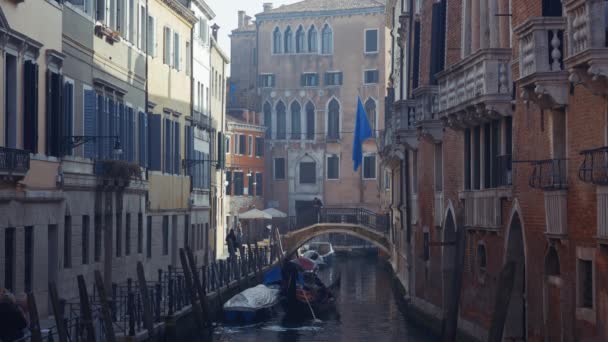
[239, 208, 272, 220]
[263, 208, 288, 218]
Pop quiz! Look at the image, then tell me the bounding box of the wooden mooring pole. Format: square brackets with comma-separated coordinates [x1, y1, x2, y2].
[27, 292, 43, 342]
[94, 270, 117, 342]
[77, 275, 97, 342]
[136, 262, 156, 342]
[186, 247, 211, 325]
[48, 282, 69, 342]
[179, 248, 206, 335]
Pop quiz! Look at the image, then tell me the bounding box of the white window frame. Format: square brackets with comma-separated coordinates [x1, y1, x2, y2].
[325, 70, 343, 87]
[362, 153, 377, 180]
[363, 69, 380, 85]
[364, 28, 379, 54]
[326, 154, 340, 180]
[302, 72, 319, 87]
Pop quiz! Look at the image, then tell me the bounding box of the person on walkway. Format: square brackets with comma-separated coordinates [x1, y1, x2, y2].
[226, 229, 237, 260]
[0, 288, 28, 342]
[235, 222, 245, 257]
[313, 197, 323, 223]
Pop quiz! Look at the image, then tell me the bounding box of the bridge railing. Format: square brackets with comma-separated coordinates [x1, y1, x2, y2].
[287, 207, 390, 235]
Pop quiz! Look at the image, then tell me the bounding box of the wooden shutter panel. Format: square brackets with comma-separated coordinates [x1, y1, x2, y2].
[174, 121, 180, 175]
[164, 118, 171, 173]
[128, 108, 135, 162]
[83, 90, 96, 159]
[119, 104, 126, 160]
[138, 111, 145, 167]
[148, 114, 161, 171]
[23, 61, 38, 153]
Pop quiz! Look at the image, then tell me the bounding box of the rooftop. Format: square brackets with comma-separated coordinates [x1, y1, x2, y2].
[260, 0, 384, 15]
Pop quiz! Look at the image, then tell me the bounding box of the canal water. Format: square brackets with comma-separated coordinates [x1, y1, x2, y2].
[207, 254, 437, 342]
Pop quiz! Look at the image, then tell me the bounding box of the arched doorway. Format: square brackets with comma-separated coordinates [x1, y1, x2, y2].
[504, 212, 526, 341]
[544, 245, 562, 342]
[442, 209, 457, 311]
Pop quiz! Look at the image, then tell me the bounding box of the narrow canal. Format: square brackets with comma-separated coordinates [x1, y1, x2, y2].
[207, 254, 437, 342]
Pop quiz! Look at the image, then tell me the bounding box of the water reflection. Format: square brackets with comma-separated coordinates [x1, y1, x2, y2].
[207, 255, 437, 342]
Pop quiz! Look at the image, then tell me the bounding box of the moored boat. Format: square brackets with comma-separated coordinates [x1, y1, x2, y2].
[223, 284, 280, 323]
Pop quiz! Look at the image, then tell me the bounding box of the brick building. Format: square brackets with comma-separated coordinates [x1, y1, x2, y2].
[230, 0, 389, 222]
[383, 0, 608, 340]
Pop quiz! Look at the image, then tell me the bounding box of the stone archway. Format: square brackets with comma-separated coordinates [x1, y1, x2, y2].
[504, 212, 527, 342]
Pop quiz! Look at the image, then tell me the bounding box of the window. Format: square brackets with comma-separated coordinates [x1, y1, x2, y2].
[423, 231, 430, 261]
[239, 135, 246, 155]
[138, 213, 143, 254]
[300, 162, 316, 184]
[46, 69, 65, 157]
[226, 136, 230, 154]
[322, 24, 333, 54]
[186, 41, 191, 75]
[4, 228, 15, 291]
[308, 25, 318, 52]
[248, 173, 254, 196]
[327, 99, 340, 140]
[464, 128, 471, 190]
[363, 155, 377, 179]
[364, 98, 376, 133]
[62, 80, 75, 156]
[364, 69, 380, 84]
[578, 259, 594, 309]
[234, 171, 244, 196]
[274, 158, 286, 180]
[163, 27, 172, 66]
[273, 27, 282, 54]
[173, 32, 180, 70]
[162, 216, 169, 255]
[296, 26, 305, 53]
[435, 143, 443, 192]
[23, 60, 38, 153]
[125, 213, 131, 256]
[255, 137, 264, 157]
[365, 29, 379, 53]
[291, 102, 301, 139]
[259, 74, 275, 88]
[542, 0, 563, 16]
[199, 17, 208, 43]
[276, 101, 287, 139]
[325, 72, 343, 86]
[82, 216, 90, 265]
[256, 172, 263, 196]
[264, 102, 272, 138]
[301, 73, 319, 87]
[116, 213, 122, 257]
[138, 4, 146, 51]
[249, 135, 253, 156]
[429, 1, 447, 84]
[64, 216, 72, 268]
[306, 102, 315, 140]
[477, 243, 487, 272]
[146, 216, 152, 258]
[473, 126, 481, 190]
[4, 53, 17, 149]
[284, 26, 293, 53]
[327, 155, 340, 180]
[67, 0, 94, 16]
[384, 169, 391, 190]
[226, 171, 232, 194]
[24, 226, 33, 292]
[94, 215, 102, 262]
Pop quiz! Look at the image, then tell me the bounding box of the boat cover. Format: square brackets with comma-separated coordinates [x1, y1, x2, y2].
[223, 285, 280, 312]
[290, 257, 317, 271]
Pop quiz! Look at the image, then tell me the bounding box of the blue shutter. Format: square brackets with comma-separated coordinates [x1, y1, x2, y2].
[185, 126, 191, 177]
[174, 121, 180, 175]
[107, 99, 115, 159]
[96, 95, 105, 159]
[128, 108, 135, 162]
[83, 90, 96, 159]
[138, 112, 145, 167]
[164, 118, 171, 174]
[119, 104, 126, 160]
[148, 114, 161, 171]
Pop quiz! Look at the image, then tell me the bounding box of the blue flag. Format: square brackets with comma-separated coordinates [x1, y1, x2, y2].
[352, 97, 373, 172]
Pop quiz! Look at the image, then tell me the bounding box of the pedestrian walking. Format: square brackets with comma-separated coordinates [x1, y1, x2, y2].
[236, 222, 245, 257]
[226, 229, 237, 260]
[313, 197, 323, 223]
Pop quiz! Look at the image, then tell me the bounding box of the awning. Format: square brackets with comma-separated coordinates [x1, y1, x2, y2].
[239, 208, 273, 220]
[263, 208, 287, 218]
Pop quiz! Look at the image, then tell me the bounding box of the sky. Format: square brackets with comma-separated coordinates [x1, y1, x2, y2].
[210, 0, 300, 65]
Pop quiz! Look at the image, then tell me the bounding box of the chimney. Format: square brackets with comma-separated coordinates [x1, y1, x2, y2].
[263, 2, 273, 12]
[211, 23, 220, 41]
[238, 11, 245, 28]
[244, 15, 252, 27]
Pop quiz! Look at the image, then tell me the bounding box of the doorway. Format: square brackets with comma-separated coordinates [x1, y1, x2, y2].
[504, 213, 526, 341]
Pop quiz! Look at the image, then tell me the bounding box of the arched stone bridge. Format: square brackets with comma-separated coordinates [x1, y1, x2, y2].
[281, 208, 391, 257]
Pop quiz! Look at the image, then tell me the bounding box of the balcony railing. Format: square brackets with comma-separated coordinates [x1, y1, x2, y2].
[497, 154, 513, 187]
[393, 100, 418, 149]
[437, 49, 512, 129]
[460, 189, 504, 230]
[0, 147, 30, 177]
[529, 159, 568, 190]
[564, 0, 608, 95]
[579, 146, 608, 185]
[192, 110, 213, 131]
[515, 17, 568, 109]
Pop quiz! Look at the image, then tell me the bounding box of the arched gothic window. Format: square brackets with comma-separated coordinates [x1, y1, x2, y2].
[327, 98, 340, 140]
[306, 101, 315, 140]
[291, 101, 301, 139]
[296, 26, 305, 53]
[276, 101, 286, 139]
[321, 24, 333, 54]
[273, 27, 282, 54]
[365, 98, 377, 133]
[308, 25, 318, 53]
[284, 26, 293, 53]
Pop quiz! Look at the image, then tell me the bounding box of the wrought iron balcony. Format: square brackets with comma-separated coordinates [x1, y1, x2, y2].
[579, 146, 608, 185]
[0, 147, 30, 179]
[437, 49, 512, 130]
[515, 17, 569, 109]
[564, 0, 608, 96]
[529, 159, 568, 190]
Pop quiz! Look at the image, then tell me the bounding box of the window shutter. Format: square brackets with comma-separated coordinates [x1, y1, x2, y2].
[119, 104, 126, 160]
[300, 74, 305, 87]
[174, 121, 180, 175]
[96, 95, 104, 159]
[45, 70, 52, 156]
[23, 61, 38, 153]
[107, 99, 115, 159]
[129, 108, 135, 162]
[164, 118, 171, 173]
[138, 112, 145, 166]
[66, 83, 74, 155]
[185, 126, 191, 176]
[148, 114, 161, 171]
[174, 32, 180, 70]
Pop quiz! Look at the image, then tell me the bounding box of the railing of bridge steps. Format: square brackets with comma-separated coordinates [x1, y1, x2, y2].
[287, 208, 390, 235]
